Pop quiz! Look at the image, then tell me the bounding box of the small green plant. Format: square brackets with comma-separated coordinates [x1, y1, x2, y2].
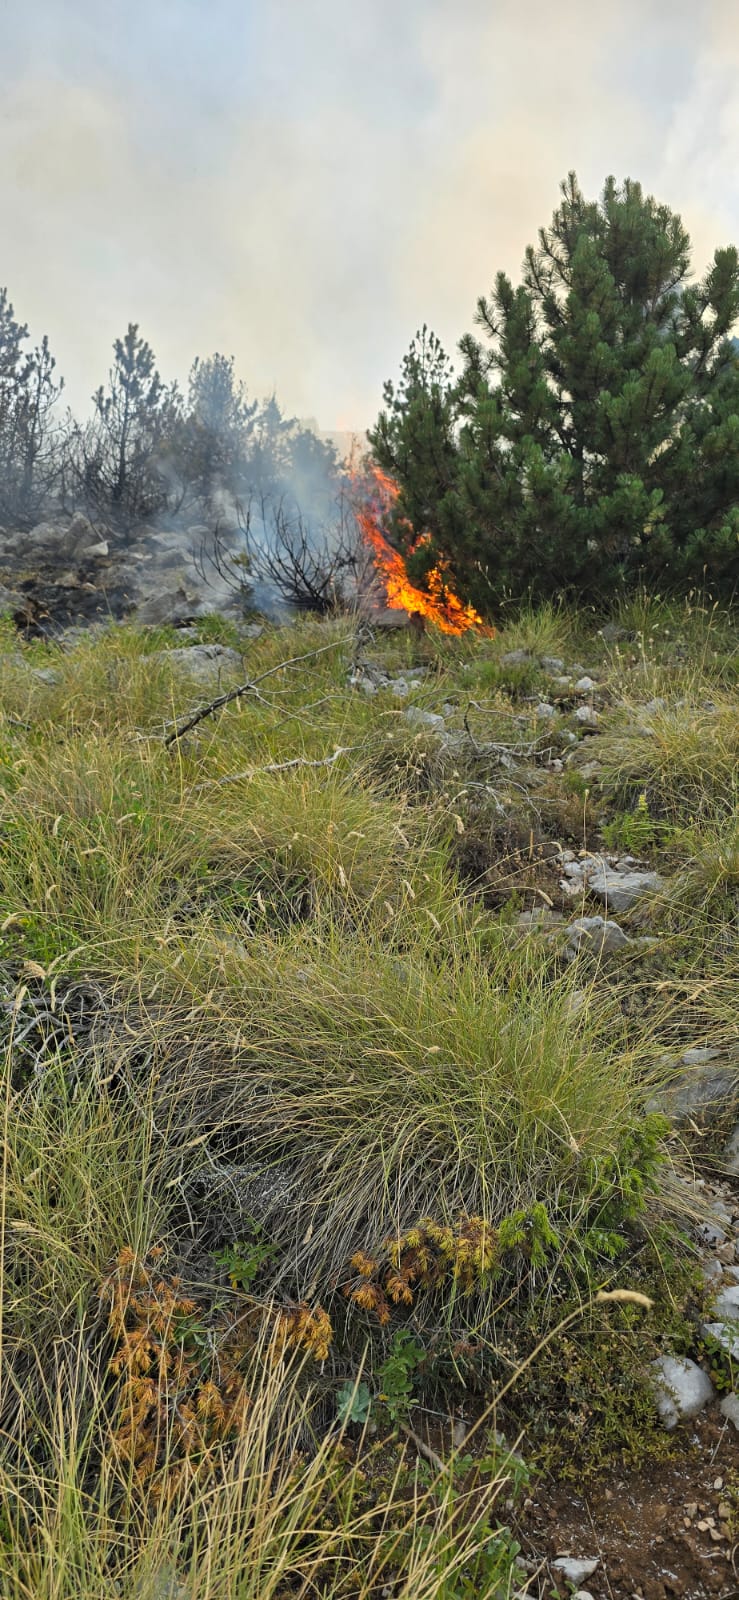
[214, 1224, 278, 1291]
[602, 792, 665, 854]
[377, 1329, 426, 1423]
[335, 1379, 372, 1426]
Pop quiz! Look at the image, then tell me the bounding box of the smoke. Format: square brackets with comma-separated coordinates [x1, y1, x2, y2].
[1, 0, 737, 428]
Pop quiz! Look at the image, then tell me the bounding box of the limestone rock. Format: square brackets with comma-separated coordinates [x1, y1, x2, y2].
[154, 644, 243, 684]
[404, 705, 445, 731]
[552, 1556, 600, 1584]
[500, 649, 531, 666]
[565, 915, 630, 958]
[651, 1355, 715, 1429]
[587, 864, 662, 913]
[720, 1392, 739, 1431]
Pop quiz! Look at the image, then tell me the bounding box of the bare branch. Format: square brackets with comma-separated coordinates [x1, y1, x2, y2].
[163, 634, 353, 747]
[192, 744, 357, 790]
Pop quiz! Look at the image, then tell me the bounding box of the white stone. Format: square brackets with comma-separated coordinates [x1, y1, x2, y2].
[651, 1355, 715, 1429]
[682, 1046, 723, 1066]
[574, 703, 599, 725]
[404, 706, 445, 731]
[552, 1557, 600, 1583]
[154, 644, 243, 684]
[574, 675, 595, 691]
[720, 1392, 739, 1431]
[712, 1285, 739, 1322]
[565, 916, 631, 958]
[587, 865, 662, 913]
[703, 1322, 739, 1360]
[535, 702, 556, 718]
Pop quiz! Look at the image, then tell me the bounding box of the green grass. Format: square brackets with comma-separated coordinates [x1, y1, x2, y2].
[0, 598, 737, 1592]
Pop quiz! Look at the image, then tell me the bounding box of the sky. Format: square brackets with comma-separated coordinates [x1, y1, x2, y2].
[2, 0, 738, 429]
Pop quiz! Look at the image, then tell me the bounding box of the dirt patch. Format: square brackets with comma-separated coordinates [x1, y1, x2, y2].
[517, 1410, 739, 1599]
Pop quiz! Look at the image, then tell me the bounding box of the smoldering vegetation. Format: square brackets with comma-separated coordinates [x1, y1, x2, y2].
[0, 300, 370, 619]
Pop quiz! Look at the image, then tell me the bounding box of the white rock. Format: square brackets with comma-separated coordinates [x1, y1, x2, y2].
[574, 675, 596, 692]
[552, 1557, 599, 1583]
[587, 865, 662, 913]
[720, 1392, 739, 1431]
[535, 702, 556, 719]
[712, 1285, 739, 1322]
[565, 915, 631, 958]
[404, 706, 445, 731]
[500, 649, 531, 666]
[154, 644, 243, 684]
[541, 655, 565, 673]
[651, 1355, 715, 1429]
[82, 540, 109, 558]
[644, 697, 666, 713]
[703, 1322, 739, 1360]
[682, 1046, 723, 1066]
[574, 704, 599, 725]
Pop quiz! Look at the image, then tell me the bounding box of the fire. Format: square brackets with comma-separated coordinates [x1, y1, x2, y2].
[350, 462, 490, 636]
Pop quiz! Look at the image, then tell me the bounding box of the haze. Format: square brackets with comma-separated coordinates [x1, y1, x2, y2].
[2, 0, 738, 429]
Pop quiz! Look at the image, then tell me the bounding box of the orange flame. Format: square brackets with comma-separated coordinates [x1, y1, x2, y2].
[351, 462, 490, 636]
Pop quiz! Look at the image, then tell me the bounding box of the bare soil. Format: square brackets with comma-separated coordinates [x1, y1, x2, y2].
[516, 1410, 739, 1599]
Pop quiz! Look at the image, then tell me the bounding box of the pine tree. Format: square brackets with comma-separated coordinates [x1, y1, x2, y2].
[75, 323, 178, 531]
[0, 290, 64, 526]
[371, 175, 739, 605]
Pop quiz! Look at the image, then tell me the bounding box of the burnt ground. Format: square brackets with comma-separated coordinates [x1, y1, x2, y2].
[515, 1411, 739, 1598]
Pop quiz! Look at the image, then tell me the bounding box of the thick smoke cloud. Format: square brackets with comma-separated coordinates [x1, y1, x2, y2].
[1, 0, 737, 428]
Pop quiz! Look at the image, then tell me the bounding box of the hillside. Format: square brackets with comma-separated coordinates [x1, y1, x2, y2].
[0, 595, 737, 1599]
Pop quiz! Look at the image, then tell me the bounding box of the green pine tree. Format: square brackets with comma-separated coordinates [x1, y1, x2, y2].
[370, 173, 739, 607]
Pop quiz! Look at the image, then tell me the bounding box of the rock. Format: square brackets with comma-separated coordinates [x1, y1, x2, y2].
[723, 1125, 739, 1175]
[135, 588, 213, 626]
[81, 539, 109, 558]
[0, 581, 23, 613]
[720, 1393, 739, 1431]
[703, 1322, 739, 1360]
[655, 1063, 739, 1126]
[535, 702, 556, 719]
[30, 666, 60, 686]
[541, 655, 565, 673]
[242, 623, 264, 639]
[651, 1355, 715, 1429]
[500, 649, 532, 666]
[574, 675, 596, 692]
[711, 1284, 739, 1322]
[154, 644, 243, 684]
[574, 703, 599, 726]
[552, 1557, 600, 1584]
[682, 1046, 723, 1066]
[644, 697, 666, 713]
[389, 677, 412, 698]
[403, 706, 445, 731]
[587, 864, 662, 913]
[565, 916, 631, 958]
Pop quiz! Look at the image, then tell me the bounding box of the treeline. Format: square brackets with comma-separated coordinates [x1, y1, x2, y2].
[0, 310, 339, 536]
[371, 173, 739, 602]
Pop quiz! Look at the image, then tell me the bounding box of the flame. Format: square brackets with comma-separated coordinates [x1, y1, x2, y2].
[351, 462, 490, 636]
